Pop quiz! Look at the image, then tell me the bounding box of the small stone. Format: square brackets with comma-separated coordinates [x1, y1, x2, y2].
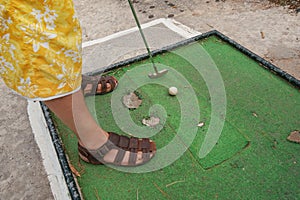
[197, 122, 205, 127]
[252, 112, 258, 117]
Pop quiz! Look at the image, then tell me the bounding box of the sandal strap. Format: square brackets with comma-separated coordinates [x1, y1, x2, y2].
[114, 149, 126, 165]
[81, 75, 90, 91]
[81, 75, 100, 95]
[99, 76, 117, 95]
[78, 132, 156, 166]
[81, 75, 118, 96]
[78, 143, 105, 165]
[128, 152, 138, 165]
[140, 138, 151, 152]
[99, 77, 108, 93]
[90, 77, 100, 95]
[129, 137, 139, 152]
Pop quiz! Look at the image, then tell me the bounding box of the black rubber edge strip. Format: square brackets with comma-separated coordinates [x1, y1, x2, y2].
[40, 102, 81, 200]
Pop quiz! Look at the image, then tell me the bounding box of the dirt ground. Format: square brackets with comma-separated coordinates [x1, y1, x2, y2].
[0, 0, 299, 199]
[76, 0, 300, 79]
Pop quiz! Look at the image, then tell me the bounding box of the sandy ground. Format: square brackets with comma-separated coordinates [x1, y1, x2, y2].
[0, 0, 299, 199]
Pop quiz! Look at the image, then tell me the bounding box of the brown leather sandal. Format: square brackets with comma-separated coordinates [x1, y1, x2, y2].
[78, 132, 156, 166]
[81, 75, 118, 96]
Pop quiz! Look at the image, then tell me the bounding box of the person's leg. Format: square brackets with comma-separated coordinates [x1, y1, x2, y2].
[0, 0, 155, 166]
[44, 89, 156, 166]
[44, 90, 107, 149]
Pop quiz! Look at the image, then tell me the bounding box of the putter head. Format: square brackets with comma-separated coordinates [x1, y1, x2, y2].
[148, 69, 168, 79]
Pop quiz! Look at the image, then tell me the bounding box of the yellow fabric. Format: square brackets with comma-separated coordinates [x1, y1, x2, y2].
[0, 0, 82, 100]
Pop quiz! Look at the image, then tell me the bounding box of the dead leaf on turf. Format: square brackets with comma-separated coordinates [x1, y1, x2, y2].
[123, 92, 142, 109]
[70, 164, 81, 177]
[142, 116, 160, 127]
[287, 130, 300, 144]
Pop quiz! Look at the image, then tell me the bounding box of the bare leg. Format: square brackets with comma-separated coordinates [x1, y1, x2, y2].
[44, 90, 107, 149]
[43, 89, 155, 165]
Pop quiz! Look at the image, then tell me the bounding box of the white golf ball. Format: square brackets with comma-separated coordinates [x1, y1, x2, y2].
[168, 87, 178, 96]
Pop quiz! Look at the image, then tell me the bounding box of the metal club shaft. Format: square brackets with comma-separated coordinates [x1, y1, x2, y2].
[127, 0, 168, 78]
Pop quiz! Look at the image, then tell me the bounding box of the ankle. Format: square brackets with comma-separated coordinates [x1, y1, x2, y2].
[78, 129, 109, 150]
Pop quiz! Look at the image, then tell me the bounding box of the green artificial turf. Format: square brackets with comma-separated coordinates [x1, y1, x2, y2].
[52, 35, 300, 199]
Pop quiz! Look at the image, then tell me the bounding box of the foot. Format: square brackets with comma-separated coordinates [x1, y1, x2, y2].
[78, 132, 156, 166]
[81, 75, 118, 96]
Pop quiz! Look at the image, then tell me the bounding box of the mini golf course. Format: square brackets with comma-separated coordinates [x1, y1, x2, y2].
[45, 31, 300, 200]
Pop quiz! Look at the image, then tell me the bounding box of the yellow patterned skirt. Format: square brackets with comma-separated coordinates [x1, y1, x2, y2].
[0, 0, 82, 100]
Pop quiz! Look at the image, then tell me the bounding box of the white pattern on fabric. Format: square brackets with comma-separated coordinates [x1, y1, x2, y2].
[0, 0, 82, 100]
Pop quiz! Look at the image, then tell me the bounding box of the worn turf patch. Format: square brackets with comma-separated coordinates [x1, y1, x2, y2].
[51, 34, 300, 199]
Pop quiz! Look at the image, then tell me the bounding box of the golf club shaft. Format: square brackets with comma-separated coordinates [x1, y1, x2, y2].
[127, 0, 158, 73]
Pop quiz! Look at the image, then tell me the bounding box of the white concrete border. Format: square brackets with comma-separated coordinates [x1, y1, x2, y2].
[82, 18, 200, 48]
[28, 18, 200, 199]
[27, 101, 71, 200]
